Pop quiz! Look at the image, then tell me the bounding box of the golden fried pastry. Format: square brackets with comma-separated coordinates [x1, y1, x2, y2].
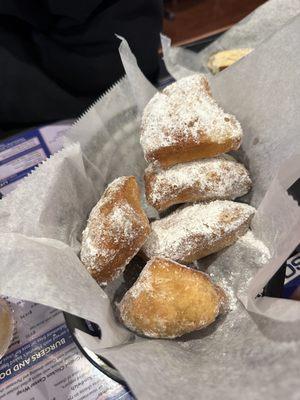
[0, 299, 14, 359]
[207, 48, 253, 74]
[142, 200, 255, 263]
[144, 155, 252, 212]
[80, 176, 150, 284]
[140, 74, 242, 168]
[119, 257, 227, 338]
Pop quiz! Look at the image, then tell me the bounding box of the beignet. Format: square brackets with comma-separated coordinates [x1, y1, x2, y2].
[119, 257, 227, 338]
[141, 200, 255, 263]
[144, 155, 251, 212]
[140, 74, 242, 168]
[81, 176, 150, 284]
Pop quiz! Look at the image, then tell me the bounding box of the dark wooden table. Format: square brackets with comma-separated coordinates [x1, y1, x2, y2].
[164, 0, 267, 46]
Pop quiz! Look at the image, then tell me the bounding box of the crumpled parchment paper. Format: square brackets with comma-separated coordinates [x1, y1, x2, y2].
[0, 5, 300, 399]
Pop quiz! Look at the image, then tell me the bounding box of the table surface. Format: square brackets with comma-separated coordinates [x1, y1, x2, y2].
[163, 0, 267, 46]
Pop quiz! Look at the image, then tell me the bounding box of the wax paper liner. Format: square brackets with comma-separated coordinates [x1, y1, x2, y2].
[161, 0, 300, 80]
[0, 8, 300, 400]
[0, 142, 131, 348]
[69, 20, 300, 398]
[99, 21, 300, 399]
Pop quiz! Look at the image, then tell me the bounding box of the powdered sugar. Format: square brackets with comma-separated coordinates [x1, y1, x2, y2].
[142, 200, 255, 262]
[109, 205, 135, 240]
[140, 74, 243, 158]
[237, 230, 270, 265]
[80, 176, 150, 283]
[145, 155, 252, 210]
[212, 276, 237, 312]
[206, 230, 270, 315]
[81, 202, 140, 272]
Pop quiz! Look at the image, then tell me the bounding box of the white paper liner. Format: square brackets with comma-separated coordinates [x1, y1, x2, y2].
[0, 142, 131, 348]
[0, 5, 300, 399]
[161, 0, 300, 80]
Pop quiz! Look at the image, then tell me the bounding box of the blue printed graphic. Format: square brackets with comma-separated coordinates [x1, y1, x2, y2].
[0, 324, 73, 384]
[106, 390, 133, 400]
[283, 253, 300, 299]
[0, 130, 50, 157]
[0, 129, 51, 190]
[283, 275, 300, 298]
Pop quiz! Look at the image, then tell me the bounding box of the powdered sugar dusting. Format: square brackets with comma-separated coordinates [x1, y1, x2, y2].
[145, 154, 252, 210]
[140, 74, 243, 158]
[80, 176, 149, 283]
[81, 203, 140, 270]
[213, 277, 236, 312]
[238, 230, 270, 265]
[142, 200, 255, 262]
[204, 231, 270, 312]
